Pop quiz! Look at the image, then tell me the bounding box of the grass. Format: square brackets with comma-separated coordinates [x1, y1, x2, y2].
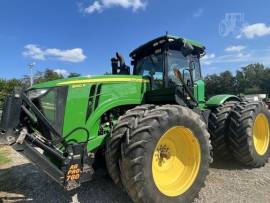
[0, 151, 10, 165]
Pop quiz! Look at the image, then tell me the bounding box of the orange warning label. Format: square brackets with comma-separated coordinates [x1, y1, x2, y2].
[66, 164, 81, 181]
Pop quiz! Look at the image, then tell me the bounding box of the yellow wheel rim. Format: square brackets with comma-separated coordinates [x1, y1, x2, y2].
[253, 113, 270, 155]
[152, 126, 201, 197]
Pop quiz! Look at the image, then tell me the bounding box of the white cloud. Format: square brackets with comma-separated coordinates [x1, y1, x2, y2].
[85, 1, 102, 13]
[83, 0, 147, 14]
[202, 48, 270, 67]
[201, 53, 216, 65]
[225, 45, 246, 52]
[23, 44, 86, 63]
[53, 69, 70, 77]
[23, 44, 46, 60]
[46, 48, 86, 62]
[236, 34, 242, 39]
[241, 23, 270, 39]
[193, 8, 204, 18]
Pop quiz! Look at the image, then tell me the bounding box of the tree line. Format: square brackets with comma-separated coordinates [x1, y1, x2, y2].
[205, 63, 270, 97]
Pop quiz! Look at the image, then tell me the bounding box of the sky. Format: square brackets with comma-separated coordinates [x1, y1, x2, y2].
[1, 0, 270, 79]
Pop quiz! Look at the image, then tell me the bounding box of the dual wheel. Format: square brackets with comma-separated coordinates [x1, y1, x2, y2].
[209, 101, 270, 167]
[105, 105, 211, 203]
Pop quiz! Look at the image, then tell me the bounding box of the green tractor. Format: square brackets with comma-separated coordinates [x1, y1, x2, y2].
[1, 35, 270, 202]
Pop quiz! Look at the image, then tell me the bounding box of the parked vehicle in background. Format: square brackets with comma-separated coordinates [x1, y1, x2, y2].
[244, 94, 270, 110]
[265, 100, 270, 110]
[244, 94, 267, 102]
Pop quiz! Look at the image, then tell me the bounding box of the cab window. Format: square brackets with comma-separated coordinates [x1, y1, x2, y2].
[168, 50, 201, 86]
[135, 53, 164, 89]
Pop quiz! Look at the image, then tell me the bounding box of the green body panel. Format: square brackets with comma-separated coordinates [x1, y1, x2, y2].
[206, 94, 240, 107]
[32, 75, 149, 151]
[194, 80, 205, 109]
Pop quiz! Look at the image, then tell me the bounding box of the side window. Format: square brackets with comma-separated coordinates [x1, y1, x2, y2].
[191, 57, 202, 81]
[40, 90, 57, 124]
[136, 54, 164, 90]
[168, 51, 202, 86]
[168, 50, 189, 86]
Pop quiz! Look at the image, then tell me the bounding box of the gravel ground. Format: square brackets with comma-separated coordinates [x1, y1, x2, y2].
[0, 146, 270, 203]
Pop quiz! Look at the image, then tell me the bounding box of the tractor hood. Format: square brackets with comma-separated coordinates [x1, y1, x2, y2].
[31, 75, 149, 89]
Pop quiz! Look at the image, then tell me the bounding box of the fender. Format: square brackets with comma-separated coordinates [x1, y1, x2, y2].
[206, 94, 241, 107]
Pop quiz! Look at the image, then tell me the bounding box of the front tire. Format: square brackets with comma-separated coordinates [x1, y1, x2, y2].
[105, 105, 155, 187]
[119, 105, 211, 203]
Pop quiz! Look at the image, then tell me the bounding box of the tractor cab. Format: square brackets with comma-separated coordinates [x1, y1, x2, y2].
[130, 35, 206, 107]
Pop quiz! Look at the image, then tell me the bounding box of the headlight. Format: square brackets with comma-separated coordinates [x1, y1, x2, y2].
[27, 89, 49, 99]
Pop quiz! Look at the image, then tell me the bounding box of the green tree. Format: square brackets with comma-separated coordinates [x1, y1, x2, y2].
[205, 71, 236, 96]
[235, 70, 246, 94]
[261, 68, 270, 95]
[240, 63, 265, 93]
[205, 74, 222, 97]
[35, 69, 64, 84]
[68, 72, 81, 78]
[0, 78, 22, 104]
[219, 71, 236, 94]
[205, 64, 270, 97]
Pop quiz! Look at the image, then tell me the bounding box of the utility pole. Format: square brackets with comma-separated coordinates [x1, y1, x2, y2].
[28, 62, 35, 86]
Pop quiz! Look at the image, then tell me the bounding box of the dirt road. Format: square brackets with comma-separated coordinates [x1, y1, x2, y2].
[1, 146, 270, 203]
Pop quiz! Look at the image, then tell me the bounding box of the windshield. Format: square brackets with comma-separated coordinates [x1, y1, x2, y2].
[135, 53, 164, 89]
[168, 50, 201, 86]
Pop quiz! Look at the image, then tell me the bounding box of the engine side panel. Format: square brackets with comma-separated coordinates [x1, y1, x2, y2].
[62, 78, 149, 151]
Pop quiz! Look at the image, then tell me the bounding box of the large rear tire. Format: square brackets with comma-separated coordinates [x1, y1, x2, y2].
[228, 102, 270, 167]
[105, 105, 155, 187]
[119, 105, 211, 203]
[208, 101, 238, 159]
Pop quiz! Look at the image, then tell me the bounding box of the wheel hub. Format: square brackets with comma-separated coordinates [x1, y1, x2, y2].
[152, 126, 201, 197]
[253, 113, 270, 155]
[155, 144, 171, 165]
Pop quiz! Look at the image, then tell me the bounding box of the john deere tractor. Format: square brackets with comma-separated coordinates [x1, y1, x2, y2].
[1, 35, 270, 202]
